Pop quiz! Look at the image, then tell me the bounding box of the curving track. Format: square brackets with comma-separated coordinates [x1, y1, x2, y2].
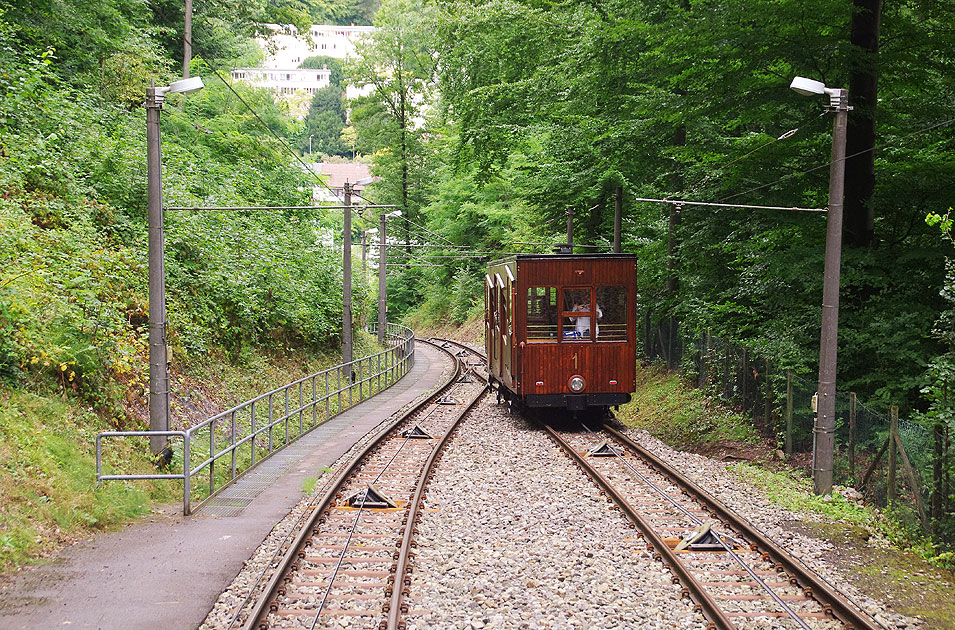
[236, 339, 488, 630]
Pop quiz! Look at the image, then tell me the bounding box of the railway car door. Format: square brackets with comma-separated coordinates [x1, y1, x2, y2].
[497, 275, 509, 385]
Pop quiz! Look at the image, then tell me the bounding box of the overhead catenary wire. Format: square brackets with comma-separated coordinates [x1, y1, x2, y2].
[144, 0, 345, 203]
[630, 197, 826, 213]
[719, 116, 955, 204]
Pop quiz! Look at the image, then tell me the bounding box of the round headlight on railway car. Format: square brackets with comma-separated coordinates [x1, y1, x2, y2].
[568, 376, 586, 393]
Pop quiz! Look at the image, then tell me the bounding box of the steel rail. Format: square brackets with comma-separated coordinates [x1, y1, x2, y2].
[579, 423, 811, 630]
[541, 423, 734, 630]
[241, 339, 461, 630]
[603, 424, 884, 630]
[386, 379, 488, 630]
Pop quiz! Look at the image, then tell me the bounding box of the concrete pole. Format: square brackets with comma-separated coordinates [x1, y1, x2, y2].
[378, 213, 387, 345]
[183, 0, 192, 78]
[361, 230, 368, 278]
[343, 183, 353, 369]
[146, 86, 170, 455]
[614, 185, 623, 253]
[813, 88, 849, 496]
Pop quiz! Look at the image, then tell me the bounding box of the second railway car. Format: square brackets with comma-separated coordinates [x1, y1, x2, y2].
[485, 254, 638, 412]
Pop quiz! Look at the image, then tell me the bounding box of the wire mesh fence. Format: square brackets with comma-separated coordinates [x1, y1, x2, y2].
[642, 317, 954, 542]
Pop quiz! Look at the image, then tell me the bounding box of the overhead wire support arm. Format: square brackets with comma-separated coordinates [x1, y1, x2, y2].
[630, 197, 826, 213]
[164, 204, 398, 212]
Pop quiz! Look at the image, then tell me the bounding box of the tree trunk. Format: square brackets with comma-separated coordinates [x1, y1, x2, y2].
[844, 0, 881, 248]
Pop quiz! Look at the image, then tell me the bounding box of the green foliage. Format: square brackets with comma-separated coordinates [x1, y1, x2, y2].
[300, 55, 344, 86]
[617, 364, 761, 448]
[0, 387, 164, 570]
[300, 84, 348, 156]
[732, 464, 876, 525]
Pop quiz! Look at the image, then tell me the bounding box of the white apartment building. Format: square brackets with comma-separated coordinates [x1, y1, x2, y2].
[258, 24, 376, 67]
[230, 67, 332, 97]
[231, 24, 376, 114]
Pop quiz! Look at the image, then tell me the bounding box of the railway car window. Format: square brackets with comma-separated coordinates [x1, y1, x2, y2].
[526, 287, 558, 341]
[596, 286, 627, 341]
[562, 288, 595, 341]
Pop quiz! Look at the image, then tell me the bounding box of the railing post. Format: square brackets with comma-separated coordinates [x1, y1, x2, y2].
[785, 372, 793, 457]
[337, 368, 342, 413]
[284, 388, 289, 445]
[888, 405, 898, 505]
[267, 393, 274, 453]
[250, 402, 256, 466]
[183, 435, 192, 515]
[312, 377, 317, 428]
[325, 371, 330, 419]
[849, 392, 856, 481]
[298, 381, 303, 435]
[230, 410, 237, 480]
[209, 420, 215, 498]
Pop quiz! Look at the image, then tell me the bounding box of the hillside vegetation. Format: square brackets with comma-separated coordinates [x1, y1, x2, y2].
[0, 1, 379, 569]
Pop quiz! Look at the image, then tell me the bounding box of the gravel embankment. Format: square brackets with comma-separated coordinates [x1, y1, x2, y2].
[619, 425, 921, 630]
[406, 400, 709, 630]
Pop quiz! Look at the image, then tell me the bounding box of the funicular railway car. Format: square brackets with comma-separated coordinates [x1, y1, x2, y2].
[485, 254, 638, 412]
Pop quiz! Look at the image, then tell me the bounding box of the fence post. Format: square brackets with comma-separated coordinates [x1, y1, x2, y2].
[741, 347, 748, 411]
[849, 392, 856, 481]
[764, 359, 772, 433]
[888, 406, 898, 505]
[785, 372, 793, 457]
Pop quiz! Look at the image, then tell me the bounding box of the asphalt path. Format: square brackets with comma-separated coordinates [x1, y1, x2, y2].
[0, 343, 448, 630]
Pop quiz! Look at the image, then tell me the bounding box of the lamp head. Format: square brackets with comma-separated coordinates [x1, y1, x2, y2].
[167, 76, 205, 95]
[790, 76, 826, 96]
[386, 210, 402, 218]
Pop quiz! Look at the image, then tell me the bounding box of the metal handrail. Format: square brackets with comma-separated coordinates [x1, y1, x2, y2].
[96, 323, 415, 514]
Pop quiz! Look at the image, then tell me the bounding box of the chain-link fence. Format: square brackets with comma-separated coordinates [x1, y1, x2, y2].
[642, 320, 954, 542]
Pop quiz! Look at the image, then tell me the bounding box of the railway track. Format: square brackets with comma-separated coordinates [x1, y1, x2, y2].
[543, 421, 883, 630]
[237, 338, 488, 630]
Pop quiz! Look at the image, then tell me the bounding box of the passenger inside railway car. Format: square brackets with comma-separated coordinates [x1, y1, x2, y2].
[569, 300, 602, 338]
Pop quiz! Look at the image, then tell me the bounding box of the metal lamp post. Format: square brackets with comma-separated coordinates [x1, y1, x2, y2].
[790, 76, 851, 495]
[145, 76, 204, 455]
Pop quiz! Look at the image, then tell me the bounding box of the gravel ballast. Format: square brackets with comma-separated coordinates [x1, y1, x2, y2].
[618, 425, 922, 630]
[406, 400, 709, 630]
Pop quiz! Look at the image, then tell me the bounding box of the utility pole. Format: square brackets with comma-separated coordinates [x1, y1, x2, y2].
[343, 183, 354, 370]
[614, 185, 623, 253]
[146, 84, 169, 456]
[378, 213, 387, 345]
[183, 0, 192, 78]
[561, 206, 574, 254]
[813, 87, 850, 496]
[361, 230, 368, 278]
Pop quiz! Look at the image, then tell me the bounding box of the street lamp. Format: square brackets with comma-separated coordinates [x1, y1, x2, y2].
[790, 76, 851, 495]
[378, 210, 402, 344]
[146, 76, 204, 456]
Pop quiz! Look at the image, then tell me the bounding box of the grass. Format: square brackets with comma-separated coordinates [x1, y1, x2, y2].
[0, 332, 393, 572]
[731, 463, 873, 525]
[0, 387, 172, 571]
[615, 363, 761, 448]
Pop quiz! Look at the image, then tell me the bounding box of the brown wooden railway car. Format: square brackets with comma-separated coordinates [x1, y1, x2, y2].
[485, 254, 638, 412]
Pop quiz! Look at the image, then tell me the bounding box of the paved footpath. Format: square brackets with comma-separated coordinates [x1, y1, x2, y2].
[0, 343, 449, 630]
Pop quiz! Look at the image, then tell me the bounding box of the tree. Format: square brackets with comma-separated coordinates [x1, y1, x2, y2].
[348, 0, 437, 246]
[300, 84, 348, 156]
[300, 55, 344, 87]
